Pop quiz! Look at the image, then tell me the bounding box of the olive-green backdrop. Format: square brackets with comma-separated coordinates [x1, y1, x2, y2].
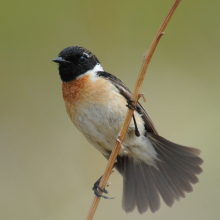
[1, 0, 219, 219]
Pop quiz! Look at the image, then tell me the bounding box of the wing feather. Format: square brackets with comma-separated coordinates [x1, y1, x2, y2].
[97, 71, 158, 134]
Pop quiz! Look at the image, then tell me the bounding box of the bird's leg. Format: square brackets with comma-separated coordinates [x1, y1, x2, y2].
[92, 176, 114, 199]
[132, 114, 140, 137]
[126, 99, 141, 137]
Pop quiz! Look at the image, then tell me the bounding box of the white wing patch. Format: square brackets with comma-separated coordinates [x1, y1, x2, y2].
[77, 63, 104, 81]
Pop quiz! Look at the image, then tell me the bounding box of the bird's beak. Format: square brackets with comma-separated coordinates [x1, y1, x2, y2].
[52, 57, 71, 64]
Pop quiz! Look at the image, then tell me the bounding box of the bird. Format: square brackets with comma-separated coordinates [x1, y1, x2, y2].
[52, 46, 203, 214]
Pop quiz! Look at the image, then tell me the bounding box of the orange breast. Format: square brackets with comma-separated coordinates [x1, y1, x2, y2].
[62, 74, 90, 104]
[62, 73, 116, 124]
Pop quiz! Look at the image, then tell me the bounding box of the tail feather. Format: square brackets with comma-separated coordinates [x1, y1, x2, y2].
[114, 133, 203, 214]
[154, 144, 198, 189]
[148, 165, 176, 207]
[150, 134, 203, 163]
[135, 163, 149, 213]
[142, 164, 161, 213]
[155, 162, 182, 200]
[122, 156, 136, 212]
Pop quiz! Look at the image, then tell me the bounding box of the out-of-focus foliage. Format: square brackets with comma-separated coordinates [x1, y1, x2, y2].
[0, 0, 219, 219]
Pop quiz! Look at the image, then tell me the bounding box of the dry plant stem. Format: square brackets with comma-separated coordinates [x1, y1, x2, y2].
[86, 1, 182, 219]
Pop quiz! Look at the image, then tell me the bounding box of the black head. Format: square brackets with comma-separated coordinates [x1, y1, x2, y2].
[53, 46, 100, 82]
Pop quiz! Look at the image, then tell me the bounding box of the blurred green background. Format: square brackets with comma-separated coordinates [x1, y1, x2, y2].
[1, 0, 219, 219]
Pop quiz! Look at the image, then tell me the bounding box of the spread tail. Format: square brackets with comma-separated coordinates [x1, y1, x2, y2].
[115, 133, 203, 214]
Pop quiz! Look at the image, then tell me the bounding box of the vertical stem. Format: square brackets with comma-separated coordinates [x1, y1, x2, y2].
[86, 1, 182, 219]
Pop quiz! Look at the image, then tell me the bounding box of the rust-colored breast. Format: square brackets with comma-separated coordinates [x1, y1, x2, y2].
[62, 73, 116, 124]
[62, 73, 116, 106]
[62, 74, 90, 104]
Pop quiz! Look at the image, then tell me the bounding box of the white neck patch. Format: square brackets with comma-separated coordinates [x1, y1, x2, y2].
[77, 63, 104, 81]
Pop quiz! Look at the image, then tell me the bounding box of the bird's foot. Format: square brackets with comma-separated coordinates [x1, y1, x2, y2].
[126, 99, 138, 111]
[92, 176, 114, 199]
[126, 99, 141, 137]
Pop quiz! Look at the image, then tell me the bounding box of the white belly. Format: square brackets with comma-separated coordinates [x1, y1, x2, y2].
[63, 73, 157, 165]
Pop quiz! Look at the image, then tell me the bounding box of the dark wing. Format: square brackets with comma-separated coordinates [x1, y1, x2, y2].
[97, 71, 158, 134]
[98, 72, 203, 214]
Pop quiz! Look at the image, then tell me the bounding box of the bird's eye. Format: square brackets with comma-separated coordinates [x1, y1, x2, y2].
[79, 56, 86, 63]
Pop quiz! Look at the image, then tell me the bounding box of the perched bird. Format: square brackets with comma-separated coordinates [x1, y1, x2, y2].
[52, 46, 203, 214]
